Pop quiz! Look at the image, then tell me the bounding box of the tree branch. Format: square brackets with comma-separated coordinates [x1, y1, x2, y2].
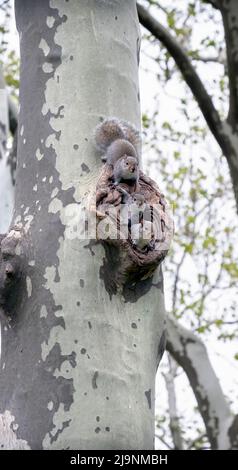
[8, 96, 18, 136]
[155, 432, 173, 450]
[137, 3, 238, 212]
[219, 3, 238, 128]
[192, 55, 224, 65]
[0, 66, 8, 160]
[137, 3, 226, 155]
[163, 357, 184, 450]
[166, 315, 234, 449]
[204, 0, 221, 9]
[7, 129, 17, 185]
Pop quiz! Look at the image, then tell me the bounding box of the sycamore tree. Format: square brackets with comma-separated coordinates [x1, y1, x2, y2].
[0, 0, 167, 450]
[0, 0, 238, 450]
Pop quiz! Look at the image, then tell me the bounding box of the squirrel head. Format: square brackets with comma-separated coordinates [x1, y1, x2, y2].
[130, 193, 145, 206]
[120, 155, 138, 173]
[106, 139, 138, 164]
[113, 155, 139, 184]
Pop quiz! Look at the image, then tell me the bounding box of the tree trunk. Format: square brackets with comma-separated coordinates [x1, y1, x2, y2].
[0, 0, 166, 450]
[0, 67, 14, 234]
[166, 315, 235, 449]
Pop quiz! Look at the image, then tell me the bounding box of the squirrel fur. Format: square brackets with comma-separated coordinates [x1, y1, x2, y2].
[131, 221, 155, 251]
[95, 118, 141, 185]
[95, 117, 141, 162]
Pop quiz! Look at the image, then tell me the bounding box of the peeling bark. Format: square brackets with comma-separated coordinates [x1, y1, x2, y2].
[0, 0, 166, 450]
[0, 410, 30, 450]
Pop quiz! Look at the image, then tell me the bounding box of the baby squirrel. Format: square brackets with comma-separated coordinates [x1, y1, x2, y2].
[131, 221, 155, 252]
[95, 117, 141, 185]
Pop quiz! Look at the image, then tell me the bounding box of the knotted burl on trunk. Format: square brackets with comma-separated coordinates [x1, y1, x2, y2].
[0, 225, 27, 319]
[92, 118, 173, 287]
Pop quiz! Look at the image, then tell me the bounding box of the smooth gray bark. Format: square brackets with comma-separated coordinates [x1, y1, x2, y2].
[0, 0, 166, 450]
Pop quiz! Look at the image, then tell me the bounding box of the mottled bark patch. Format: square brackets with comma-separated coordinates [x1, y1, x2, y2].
[92, 371, 99, 389]
[157, 329, 167, 365]
[228, 414, 238, 449]
[0, 411, 30, 450]
[145, 389, 151, 410]
[81, 163, 90, 174]
[0, 0, 76, 450]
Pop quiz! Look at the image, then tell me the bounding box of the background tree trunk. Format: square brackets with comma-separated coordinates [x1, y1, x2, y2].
[0, 66, 14, 234]
[0, 0, 166, 450]
[166, 316, 235, 449]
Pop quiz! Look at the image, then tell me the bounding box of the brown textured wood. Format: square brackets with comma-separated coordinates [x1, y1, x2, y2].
[94, 163, 173, 286]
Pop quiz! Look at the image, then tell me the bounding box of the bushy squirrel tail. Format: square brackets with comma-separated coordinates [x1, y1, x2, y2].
[95, 117, 141, 160]
[119, 119, 141, 157]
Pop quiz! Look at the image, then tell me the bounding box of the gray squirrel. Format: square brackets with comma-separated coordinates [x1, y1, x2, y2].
[95, 117, 141, 185]
[131, 221, 155, 251]
[95, 118, 155, 252]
